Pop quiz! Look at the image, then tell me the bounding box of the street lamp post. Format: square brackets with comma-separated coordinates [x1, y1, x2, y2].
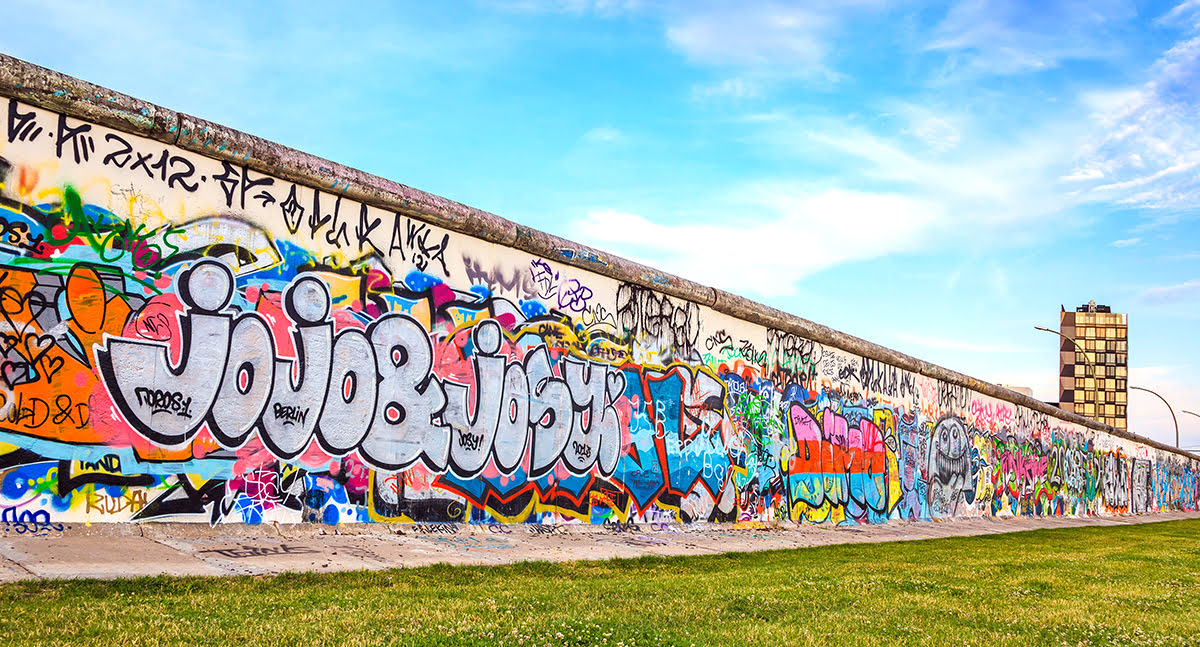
[1182, 411, 1200, 451]
[1033, 325, 1096, 377]
[1130, 385, 1179, 449]
[1033, 325, 1097, 420]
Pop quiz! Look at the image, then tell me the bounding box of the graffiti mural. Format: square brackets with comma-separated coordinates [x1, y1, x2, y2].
[0, 96, 1196, 529]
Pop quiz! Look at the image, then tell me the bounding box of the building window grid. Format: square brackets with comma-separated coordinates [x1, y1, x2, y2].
[1060, 307, 1127, 428]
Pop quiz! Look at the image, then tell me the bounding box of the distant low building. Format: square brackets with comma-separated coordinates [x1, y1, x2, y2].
[1059, 301, 1128, 430]
[999, 384, 1034, 397]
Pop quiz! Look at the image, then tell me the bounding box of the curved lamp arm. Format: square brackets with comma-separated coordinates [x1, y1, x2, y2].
[1131, 386, 1179, 449]
[1033, 325, 1095, 375]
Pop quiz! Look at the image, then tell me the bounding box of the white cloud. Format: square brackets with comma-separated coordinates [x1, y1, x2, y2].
[581, 126, 624, 143]
[662, 2, 886, 81]
[1139, 279, 1200, 304]
[1159, 0, 1200, 26]
[908, 115, 962, 152]
[570, 188, 944, 297]
[691, 77, 760, 101]
[1065, 4, 1200, 208]
[666, 4, 830, 70]
[812, 129, 998, 199]
[568, 103, 1090, 298]
[484, 0, 643, 14]
[1079, 88, 1142, 114]
[1110, 237, 1141, 247]
[763, 112, 1082, 225]
[925, 0, 1137, 79]
[1092, 159, 1200, 194]
[1061, 168, 1105, 182]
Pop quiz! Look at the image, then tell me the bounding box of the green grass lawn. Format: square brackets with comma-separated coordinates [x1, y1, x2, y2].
[2, 520, 1199, 646]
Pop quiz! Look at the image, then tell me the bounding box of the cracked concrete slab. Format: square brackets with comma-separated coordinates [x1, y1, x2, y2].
[0, 512, 1193, 582]
[0, 533, 226, 579]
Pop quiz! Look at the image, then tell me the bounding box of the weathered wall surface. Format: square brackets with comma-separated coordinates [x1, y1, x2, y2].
[0, 57, 1196, 531]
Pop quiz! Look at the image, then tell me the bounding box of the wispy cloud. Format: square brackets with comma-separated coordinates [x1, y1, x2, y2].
[1065, 1, 1200, 209]
[1139, 279, 1200, 304]
[581, 126, 624, 143]
[662, 2, 886, 82]
[1159, 0, 1200, 26]
[570, 188, 943, 297]
[484, 0, 643, 14]
[569, 101, 1089, 298]
[906, 114, 962, 153]
[690, 77, 760, 101]
[1111, 236, 1142, 247]
[753, 110, 1082, 228]
[925, 0, 1137, 79]
[1060, 168, 1105, 182]
[665, 4, 831, 72]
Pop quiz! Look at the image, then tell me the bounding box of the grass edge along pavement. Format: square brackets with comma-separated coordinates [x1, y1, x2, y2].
[1, 519, 1198, 646]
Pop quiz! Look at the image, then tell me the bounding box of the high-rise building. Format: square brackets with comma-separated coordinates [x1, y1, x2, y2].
[1058, 301, 1128, 430]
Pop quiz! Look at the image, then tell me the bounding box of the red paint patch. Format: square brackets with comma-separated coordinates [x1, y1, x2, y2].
[295, 436, 335, 470]
[332, 309, 365, 331]
[232, 437, 277, 476]
[125, 295, 184, 362]
[432, 283, 455, 307]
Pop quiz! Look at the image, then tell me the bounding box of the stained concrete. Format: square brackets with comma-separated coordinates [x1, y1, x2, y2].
[0, 512, 1194, 582]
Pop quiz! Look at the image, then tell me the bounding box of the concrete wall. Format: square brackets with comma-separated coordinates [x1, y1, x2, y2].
[0, 54, 1196, 530]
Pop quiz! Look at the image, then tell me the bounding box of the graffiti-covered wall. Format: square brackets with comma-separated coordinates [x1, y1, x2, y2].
[0, 61, 1197, 529]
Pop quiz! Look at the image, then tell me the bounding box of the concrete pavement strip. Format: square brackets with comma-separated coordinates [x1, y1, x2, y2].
[0, 511, 1195, 582]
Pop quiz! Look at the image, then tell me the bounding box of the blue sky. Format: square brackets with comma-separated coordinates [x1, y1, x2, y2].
[5, 0, 1200, 448]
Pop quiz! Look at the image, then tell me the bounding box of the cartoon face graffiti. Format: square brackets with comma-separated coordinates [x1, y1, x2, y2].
[932, 417, 970, 483]
[927, 417, 974, 517]
[0, 90, 1196, 529]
